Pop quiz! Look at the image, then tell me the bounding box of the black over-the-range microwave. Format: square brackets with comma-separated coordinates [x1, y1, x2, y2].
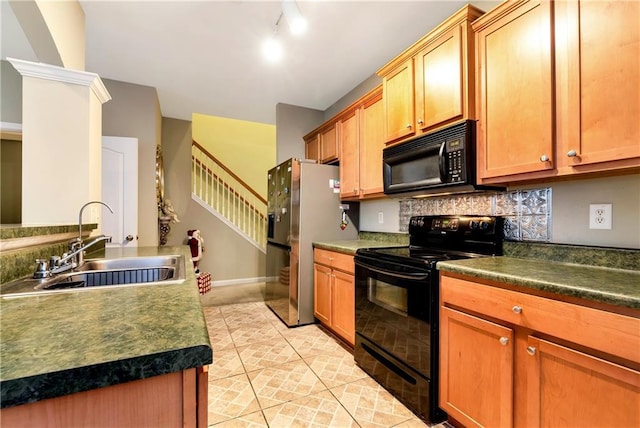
[382, 120, 503, 196]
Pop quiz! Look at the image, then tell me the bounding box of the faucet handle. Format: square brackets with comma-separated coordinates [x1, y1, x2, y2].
[33, 259, 49, 279]
[49, 255, 61, 268]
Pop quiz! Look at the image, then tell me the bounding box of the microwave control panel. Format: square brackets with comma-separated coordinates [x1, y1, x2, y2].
[445, 138, 466, 182]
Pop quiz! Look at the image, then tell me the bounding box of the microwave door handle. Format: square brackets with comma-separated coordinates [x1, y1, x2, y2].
[438, 141, 447, 182]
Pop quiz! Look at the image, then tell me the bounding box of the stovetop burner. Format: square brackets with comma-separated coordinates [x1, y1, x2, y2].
[355, 215, 504, 268]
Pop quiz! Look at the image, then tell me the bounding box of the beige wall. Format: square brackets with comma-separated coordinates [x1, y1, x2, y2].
[34, 0, 85, 69]
[532, 174, 640, 249]
[1, 60, 22, 123]
[162, 117, 266, 281]
[275, 103, 323, 164]
[359, 174, 640, 249]
[8, 0, 84, 70]
[102, 78, 161, 247]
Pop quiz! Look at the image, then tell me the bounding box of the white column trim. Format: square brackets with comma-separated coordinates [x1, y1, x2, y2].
[0, 122, 22, 132]
[7, 57, 111, 104]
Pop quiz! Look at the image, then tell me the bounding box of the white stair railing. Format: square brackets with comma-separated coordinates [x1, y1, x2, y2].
[192, 142, 267, 251]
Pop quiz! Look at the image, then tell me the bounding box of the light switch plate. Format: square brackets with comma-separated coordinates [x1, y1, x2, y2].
[589, 203, 612, 230]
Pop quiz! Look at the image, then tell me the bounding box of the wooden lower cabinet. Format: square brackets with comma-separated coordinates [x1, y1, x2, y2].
[440, 307, 514, 427]
[1, 366, 209, 428]
[440, 274, 640, 428]
[313, 248, 355, 346]
[526, 336, 639, 427]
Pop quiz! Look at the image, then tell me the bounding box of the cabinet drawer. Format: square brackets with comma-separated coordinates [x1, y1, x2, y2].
[441, 275, 640, 363]
[313, 249, 354, 274]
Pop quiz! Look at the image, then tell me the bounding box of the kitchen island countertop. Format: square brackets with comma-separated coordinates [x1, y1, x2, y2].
[438, 256, 640, 311]
[0, 245, 212, 408]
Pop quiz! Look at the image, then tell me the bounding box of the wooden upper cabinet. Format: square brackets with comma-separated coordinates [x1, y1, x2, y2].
[304, 122, 339, 165]
[474, 0, 555, 182]
[378, 5, 484, 145]
[382, 59, 416, 143]
[474, 0, 640, 184]
[359, 90, 385, 197]
[339, 108, 360, 199]
[416, 24, 464, 132]
[336, 86, 384, 201]
[304, 134, 320, 162]
[555, 0, 640, 172]
[320, 124, 338, 163]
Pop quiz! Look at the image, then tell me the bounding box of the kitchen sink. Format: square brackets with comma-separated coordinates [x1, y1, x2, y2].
[1, 255, 186, 296]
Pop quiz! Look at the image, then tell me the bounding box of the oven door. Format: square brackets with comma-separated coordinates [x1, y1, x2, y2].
[354, 256, 437, 378]
[354, 255, 445, 423]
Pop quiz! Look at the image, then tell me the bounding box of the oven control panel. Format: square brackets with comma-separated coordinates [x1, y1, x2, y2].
[410, 215, 501, 236]
[432, 218, 459, 231]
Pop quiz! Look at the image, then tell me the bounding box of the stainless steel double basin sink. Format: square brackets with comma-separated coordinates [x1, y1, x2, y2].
[1, 255, 186, 296]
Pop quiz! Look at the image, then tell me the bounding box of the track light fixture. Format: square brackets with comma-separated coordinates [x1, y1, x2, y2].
[262, 0, 307, 62]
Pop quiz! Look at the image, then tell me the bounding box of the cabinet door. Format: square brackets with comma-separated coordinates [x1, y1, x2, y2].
[382, 59, 415, 143]
[440, 306, 514, 428]
[555, 0, 640, 170]
[416, 24, 463, 132]
[339, 109, 360, 200]
[359, 92, 384, 197]
[320, 125, 338, 164]
[525, 336, 640, 427]
[305, 135, 320, 162]
[475, 0, 554, 181]
[313, 263, 332, 325]
[331, 270, 355, 346]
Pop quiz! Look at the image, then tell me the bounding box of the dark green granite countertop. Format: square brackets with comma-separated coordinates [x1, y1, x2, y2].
[313, 239, 407, 255]
[0, 245, 212, 408]
[0, 224, 97, 240]
[314, 232, 409, 255]
[438, 257, 640, 310]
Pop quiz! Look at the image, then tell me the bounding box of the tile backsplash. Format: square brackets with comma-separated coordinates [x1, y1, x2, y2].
[399, 188, 552, 242]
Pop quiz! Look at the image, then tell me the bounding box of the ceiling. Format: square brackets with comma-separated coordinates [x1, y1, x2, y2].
[1, 0, 500, 125]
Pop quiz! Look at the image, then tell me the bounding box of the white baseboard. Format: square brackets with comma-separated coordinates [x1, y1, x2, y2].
[211, 276, 275, 287]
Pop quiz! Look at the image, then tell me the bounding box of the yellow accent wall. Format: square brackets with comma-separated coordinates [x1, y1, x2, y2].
[192, 113, 275, 197]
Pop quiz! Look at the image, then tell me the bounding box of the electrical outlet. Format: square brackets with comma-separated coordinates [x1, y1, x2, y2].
[378, 212, 384, 224]
[589, 204, 612, 230]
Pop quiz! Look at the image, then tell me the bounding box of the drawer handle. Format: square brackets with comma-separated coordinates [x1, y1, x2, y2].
[499, 337, 509, 346]
[526, 346, 537, 356]
[512, 305, 522, 314]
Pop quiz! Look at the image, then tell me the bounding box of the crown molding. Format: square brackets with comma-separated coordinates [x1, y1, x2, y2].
[7, 58, 112, 104]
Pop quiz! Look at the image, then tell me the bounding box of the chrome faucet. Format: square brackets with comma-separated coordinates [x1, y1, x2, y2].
[78, 201, 114, 245]
[33, 201, 114, 279]
[49, 235, 113, 274]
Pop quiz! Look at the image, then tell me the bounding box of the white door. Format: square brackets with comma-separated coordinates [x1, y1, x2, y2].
[102, 136, 138, 247]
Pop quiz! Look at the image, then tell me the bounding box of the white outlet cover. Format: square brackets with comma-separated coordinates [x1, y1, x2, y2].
[589, 203, 612, 230]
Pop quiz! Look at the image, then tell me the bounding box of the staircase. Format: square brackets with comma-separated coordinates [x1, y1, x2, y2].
[191, 142, 267, 252]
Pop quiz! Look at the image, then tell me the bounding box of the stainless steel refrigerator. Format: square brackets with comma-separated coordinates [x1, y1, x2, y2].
[265, 158, 358, 327]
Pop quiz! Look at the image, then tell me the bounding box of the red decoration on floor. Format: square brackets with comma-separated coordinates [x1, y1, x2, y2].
[197, 272, 212, 294]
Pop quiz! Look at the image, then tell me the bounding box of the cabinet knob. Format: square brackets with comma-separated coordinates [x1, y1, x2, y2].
[512, 305, 522, 314]
[499, 337, 509, 346]
[567, 149, 577, 157]
[417, 119, 424, 125]
[526, 346, 537, 356]
[406, 123, 412, 129]
[540, 154, 549, 162]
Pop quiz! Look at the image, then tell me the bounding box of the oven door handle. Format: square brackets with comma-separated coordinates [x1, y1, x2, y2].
[355, 260, 430, 281]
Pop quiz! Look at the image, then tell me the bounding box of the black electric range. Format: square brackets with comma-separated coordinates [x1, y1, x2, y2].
[354, 215, 504, 423]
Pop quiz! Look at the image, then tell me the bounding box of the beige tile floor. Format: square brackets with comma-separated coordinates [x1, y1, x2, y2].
[201, 283, 450, 428]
